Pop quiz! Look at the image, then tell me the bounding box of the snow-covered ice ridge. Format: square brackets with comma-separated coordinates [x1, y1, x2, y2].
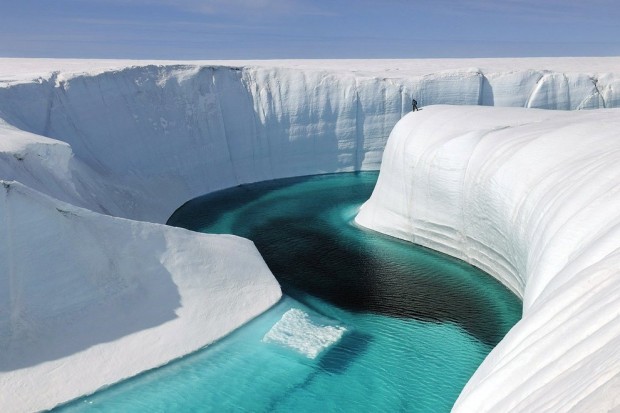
[0, 58, 619, 411]
[357, 105, 620, 412]
[0, 182, 281, 412]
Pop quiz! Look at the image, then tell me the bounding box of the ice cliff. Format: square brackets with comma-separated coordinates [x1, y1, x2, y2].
[0, 58, 619, 411]
[356, 105, 620, 412]
[1, 58, 619, 223]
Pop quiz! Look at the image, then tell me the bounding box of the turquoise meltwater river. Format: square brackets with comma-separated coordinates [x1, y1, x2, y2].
[55, 172, 521, 413]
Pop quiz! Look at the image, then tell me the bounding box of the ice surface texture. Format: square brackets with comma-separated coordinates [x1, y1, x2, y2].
[356, 105, 620, 412]
[1, 58, 619, 411]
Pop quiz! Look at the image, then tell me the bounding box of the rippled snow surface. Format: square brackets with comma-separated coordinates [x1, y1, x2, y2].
[56, 172, 521, 412]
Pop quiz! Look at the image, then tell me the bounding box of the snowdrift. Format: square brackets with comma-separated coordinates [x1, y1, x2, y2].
[1, 58, 619, 411]
[356, 105, 620, 412]
[0, 181, 281, 412]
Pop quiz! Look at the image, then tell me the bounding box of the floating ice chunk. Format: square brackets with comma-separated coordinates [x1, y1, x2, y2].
[262, 309, 346, 359]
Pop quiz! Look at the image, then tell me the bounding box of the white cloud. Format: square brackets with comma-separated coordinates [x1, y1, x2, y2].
[81, 0, 334, 17]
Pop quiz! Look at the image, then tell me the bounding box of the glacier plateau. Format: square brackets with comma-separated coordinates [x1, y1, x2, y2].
[1, 57, 620, 412]
[356, 105, 620, 412]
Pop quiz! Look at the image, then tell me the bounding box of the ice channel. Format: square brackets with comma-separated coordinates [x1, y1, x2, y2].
[55, 172, 521, 412]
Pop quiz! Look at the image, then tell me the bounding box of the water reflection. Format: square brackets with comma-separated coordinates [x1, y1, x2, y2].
[169, 172, 520, 346]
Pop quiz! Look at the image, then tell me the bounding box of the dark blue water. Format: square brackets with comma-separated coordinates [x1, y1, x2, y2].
[55, 172, 521, 413]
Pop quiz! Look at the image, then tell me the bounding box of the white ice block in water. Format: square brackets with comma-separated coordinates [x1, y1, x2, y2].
[263, 309, 346, 359]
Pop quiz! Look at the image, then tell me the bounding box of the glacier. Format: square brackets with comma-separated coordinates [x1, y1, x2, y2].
[0, 57, 619, 411]
[1, 58, 619, 223]
[356, 105, 620, 412]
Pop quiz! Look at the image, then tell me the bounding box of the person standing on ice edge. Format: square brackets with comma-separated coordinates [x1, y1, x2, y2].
[412, 99, 419, 111]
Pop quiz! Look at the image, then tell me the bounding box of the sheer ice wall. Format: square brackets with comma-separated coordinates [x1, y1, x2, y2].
[1, 58, 619, 412]
[1, 61, 619, 223]
[356, 105, 620, 412]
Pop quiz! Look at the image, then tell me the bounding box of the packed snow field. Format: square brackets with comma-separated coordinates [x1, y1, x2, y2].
[0, 57, 619, 411]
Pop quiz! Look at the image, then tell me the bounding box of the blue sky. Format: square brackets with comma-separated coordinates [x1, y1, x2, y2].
[1, 0, 619, 59]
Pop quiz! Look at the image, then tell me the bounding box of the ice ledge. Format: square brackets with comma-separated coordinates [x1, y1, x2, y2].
[0, 181, 282, 412]
[356, 105, 620, 412]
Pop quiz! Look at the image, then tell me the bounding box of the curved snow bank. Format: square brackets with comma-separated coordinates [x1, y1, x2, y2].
[356, 105, 620, 412]
[0, 181, 281, 412]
